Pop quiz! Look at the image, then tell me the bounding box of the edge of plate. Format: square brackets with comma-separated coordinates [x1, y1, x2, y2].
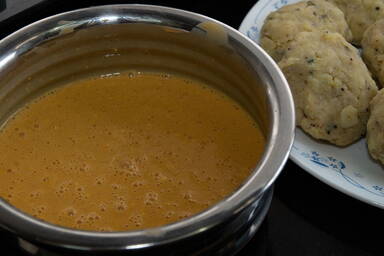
[290, 150, 384, 209]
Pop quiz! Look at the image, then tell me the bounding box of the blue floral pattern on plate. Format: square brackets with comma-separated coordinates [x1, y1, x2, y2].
[291, 146, 384, 197]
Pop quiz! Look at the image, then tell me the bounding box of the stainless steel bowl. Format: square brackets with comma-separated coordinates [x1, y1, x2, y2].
[0, 4, 295, 255]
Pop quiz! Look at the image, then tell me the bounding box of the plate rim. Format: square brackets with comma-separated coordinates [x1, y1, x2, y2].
[238, 0, 384, 209]
[290, 144, 384, 209]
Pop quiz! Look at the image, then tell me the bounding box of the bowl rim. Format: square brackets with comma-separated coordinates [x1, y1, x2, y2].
[0, 4, 295, 250]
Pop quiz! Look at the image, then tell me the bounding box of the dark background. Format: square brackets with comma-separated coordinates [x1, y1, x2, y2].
[0, 0, 383, 255]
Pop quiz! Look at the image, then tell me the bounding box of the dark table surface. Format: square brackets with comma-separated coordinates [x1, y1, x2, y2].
[0, 0, 383, 255]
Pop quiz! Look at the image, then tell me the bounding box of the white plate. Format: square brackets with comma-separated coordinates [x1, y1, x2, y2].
[239, 0, 384, 208]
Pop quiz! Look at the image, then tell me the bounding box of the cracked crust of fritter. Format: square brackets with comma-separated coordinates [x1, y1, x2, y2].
[278, 31, 377, 146]
[367, 89, 384, 164]
[362, 19, 384, 88]
[325, 0, 384, 45]
[260, 0, 352, 61]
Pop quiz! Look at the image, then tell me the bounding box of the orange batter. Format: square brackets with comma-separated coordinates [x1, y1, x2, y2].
[0, 71, 265, 231]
